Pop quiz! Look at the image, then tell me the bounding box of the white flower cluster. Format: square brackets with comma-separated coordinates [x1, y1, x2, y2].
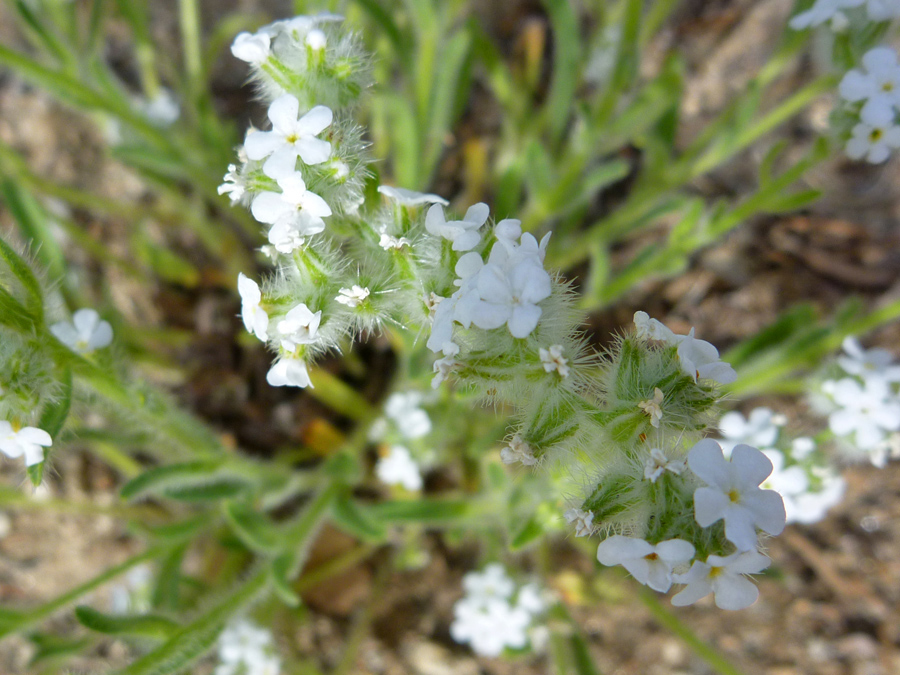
[371, 392, 431, 491]
[450, 564, 546, 657]
[790, 0, 900, 32]
[818, 337, 900, 466]
[215, 619, 280, 675]
[718, 408, 845, 525]
[596, 439, 785, 610]
[839, 47, 900, 163]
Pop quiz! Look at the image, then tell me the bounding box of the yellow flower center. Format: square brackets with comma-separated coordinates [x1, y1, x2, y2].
[728, 489, 741, 503]
[870, 128, 884, 143]
[708, 565, 724, 579]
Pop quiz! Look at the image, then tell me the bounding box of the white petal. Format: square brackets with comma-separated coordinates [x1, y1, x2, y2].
[464, 202, 490, 225]
[295, 105, 333, 136]
[731, 444, 773, 487]
[723, 507, 760, 551]
[507, 303, 542, 338]
[687, 439, 731, 487]
[87, 321, 113, 350]
[50, 322, 79, 347]
[712, 574, 758, 610]
[300, 191, 333, 218]
[655, 539, 695, 565]
[295, 137, 332, 165]
[839, 70, 875, 102]
[268, 95, 301, 136]
[451, 229, 481, 251]
[244, 130, 283, 160]
[262, 149, 298, 179]
[671, 579, 712, 606]
[694, 487, 730, 527]
[251, 192, 292, 225]
[17, 427, 53, 446]
[596, 535, 653, 564]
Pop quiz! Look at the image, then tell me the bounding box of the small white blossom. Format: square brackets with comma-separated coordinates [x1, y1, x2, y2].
[462, 563, 516, 600]
[689, 439, 786, 551]
[267, 357, 312, 388]
[827, 377, 900, 450]
[375, 445, 423, 491]
[867, 0, 900, 20]
[378, 232, 412, 250]
[717, 407, 782, 456]
[792, 471, 846, 523]
[238, 274, 269, 341]
[424, 202, 489, 251]
[840, 47, 900, 126]
[50, 308, 113, 354]
[672, 551, 771, 610]
[251, 173, 332, 239]
[633, 311, 677, 342]
[789, 0, 862, 31]
[761, 450, 810, 524]
[643, 447, 685, 482]
[216, 619, 279, 675]
[0, 421, 52, 467]
[244, 96, 333, 177]
[675, 329, 737, 384]
[539, 345, 570, 378]
[500, 434, 538, 466]
[384, 392, 431, 439]
[638, 388, 665, 428]
[846, 119, 900, 163]
[276, 303, 321, 351]
[790, 436, 817, 460]
[231, 31, 271, 64]
[450, 596, 530, 657]
[837, 336, 900, 383]
[563, 508, 594, 537]
[218, 164, 245, 203]
[139, 89, 180, 127]
[377, 185, 448, 206]
[596, 536, 695, 593]
[335, 285, 370, 308]
[431, 351, 459, 389]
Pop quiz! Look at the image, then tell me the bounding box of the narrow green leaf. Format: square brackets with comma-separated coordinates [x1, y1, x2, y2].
[27, 368, 72, 486]
[222, 501, 283, 555]
[27, 633, 91, 667]
[271, 555, 302, 607]
[162, 477, 251, 502]
[11, 0, 71, 64]
[541, 0, 581, 142]
[510, 514, 544, 550]
[0, 229, 44, 319]
[120, 460, 224, 501]
[0, 180, 66, 281]
[75, 606, 180, 640]
[371, 498, 472, 524]
[331, 494, 387, 543]
[152, 545, 187, 611]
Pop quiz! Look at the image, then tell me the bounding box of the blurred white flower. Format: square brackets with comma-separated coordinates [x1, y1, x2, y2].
[837, 336, 900, 383]
[500, 434, 537, 466]
[827, 377, 900, 450]
[0, 422, 52, 467]
[717, 407, 782, 456]
[846, 120, 900, 163]
[643, 447, 685, 482]
[238, 274, 269, 341]
[563, 508, 594, 537]
[50, 308, 113, 354]
[384, 392, 431, 439]
[375, 445, 422, 491]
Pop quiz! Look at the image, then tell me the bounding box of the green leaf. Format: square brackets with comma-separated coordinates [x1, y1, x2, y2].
[27, 632, 91, 667]
[120, 460, 225, 500]
[223, 501, 284, 555]
[162, 477, 251, 502]
[152, 545, 187, 611]
[270, 554, 302, 607]
[510, 514, 544, 550]
[331, 494, 387, 543]
[75, 606, 180, 640]
[541, 0, 581, 143]
[0, 229, 43, 319]
[11, 0, 71, 64]
[0, 285, 37, 332]
[0, 180, 66, 282]
[371, 498, 472, 524]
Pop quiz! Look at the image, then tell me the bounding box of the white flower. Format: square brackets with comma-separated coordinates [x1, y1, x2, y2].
[450, 596, 531, 657]
[837, 336, 900, 383]
[266, 357, 312, 388]
[424, 202, 489, 251]
[384, 392, 431, 439]
[218, 619, 272, 672]
[674, 329, 737, 384]
[689, 439, 786, 551]
[633, 311, 677, 343]
[500, 434, 538, 466]
[275, 303, 321, 350]
[563, 508, 595, 537]
[139, 89, 180, 127]
[231, 31, 271, 64]
[839, 47, 900, 126]
[251, 173, 332, 239]
[827, 377, 900, 449]
[867, 0, 900, 20]
[671, 551, 770, 610]
[50, 308, 113, 354]
[790, 437, 817, 460]
[846, 120, 900, 163]
[377, 185, 448, 206]
[218, 164, 245, 203]
[638, 388, 664, 428]
[792, 472, 846, 524]
[335, 285, 370, 308]
[305, 29, 327, 50]
[761, 450, 810, 524]
[431, 351, 459, 389]
[244, 96, 333, 177]
[539, 345, 570, 378]
[378, 232, 412, 250]
[375, 445, 423, 491]
[596, 536, 695, 593]
[0, 422, 52, 466]
[463, 563, 515, 600]
[238, 274, 269, 341]
[789, 0, 863, 31]
[515, 583, 546, 615]
[717, 407, 782, 456]
[643, 447, 685, 482]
